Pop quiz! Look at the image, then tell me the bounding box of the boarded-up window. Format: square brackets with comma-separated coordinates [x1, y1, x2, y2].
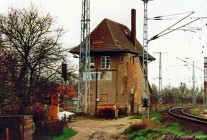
[101, 94, 108, 103]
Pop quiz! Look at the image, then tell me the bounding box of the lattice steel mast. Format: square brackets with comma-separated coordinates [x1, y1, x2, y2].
[77, 0, 90, 113]
[141, 0, 152, 119]
[141, 0, 152, 100]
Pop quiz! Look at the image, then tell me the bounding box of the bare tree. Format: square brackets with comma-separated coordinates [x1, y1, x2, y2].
[0, 5, 67, 114]
[0, 39, 20, 115]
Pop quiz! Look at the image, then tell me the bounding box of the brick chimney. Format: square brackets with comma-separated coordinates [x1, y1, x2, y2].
[131, 9, 136, 47]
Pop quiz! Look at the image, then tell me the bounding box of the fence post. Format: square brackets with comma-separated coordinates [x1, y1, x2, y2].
[6, 128, 9, 140]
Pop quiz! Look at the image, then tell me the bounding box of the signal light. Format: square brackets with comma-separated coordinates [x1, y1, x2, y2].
[62, 63, 67, 81]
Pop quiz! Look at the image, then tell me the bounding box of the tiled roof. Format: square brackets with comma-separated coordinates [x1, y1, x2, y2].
[70, 18, 155, 60]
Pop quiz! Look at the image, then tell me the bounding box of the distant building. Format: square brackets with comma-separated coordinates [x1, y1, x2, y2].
[70, 9, 155, 116]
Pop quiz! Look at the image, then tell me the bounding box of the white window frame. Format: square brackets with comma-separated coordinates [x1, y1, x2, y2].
[101, 56, 110, 69]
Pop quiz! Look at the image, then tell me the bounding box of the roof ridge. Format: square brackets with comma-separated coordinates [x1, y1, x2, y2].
[105, 19, 118, 47]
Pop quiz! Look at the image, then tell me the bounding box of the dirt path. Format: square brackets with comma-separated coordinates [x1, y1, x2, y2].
[68, 116, 141, 140]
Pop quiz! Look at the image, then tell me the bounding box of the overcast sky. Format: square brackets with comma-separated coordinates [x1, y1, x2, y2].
[0, 0, 207, 89]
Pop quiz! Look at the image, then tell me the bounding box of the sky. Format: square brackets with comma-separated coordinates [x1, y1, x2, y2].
[0, 0, 207, 89]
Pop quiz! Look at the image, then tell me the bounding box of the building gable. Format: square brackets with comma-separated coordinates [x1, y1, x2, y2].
[70, 18, 155, 61]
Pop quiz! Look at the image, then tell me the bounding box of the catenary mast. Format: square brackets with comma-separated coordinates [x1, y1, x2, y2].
[154, 52, 162, 103]
[77, 0, 90, 113]
[141, 0, 152, 118]
[204, 57, 207, 107]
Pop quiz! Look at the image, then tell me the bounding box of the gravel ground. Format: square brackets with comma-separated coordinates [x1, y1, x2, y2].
[68, 116, 141, 140]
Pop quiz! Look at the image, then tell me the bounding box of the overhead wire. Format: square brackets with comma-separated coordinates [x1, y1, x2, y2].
[153, 11, 194, 35]
[152, 11, 195, 19]
[147, 11, 207, 43]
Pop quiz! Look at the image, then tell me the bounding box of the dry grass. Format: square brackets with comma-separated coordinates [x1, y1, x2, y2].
[125, 118, 157, 134]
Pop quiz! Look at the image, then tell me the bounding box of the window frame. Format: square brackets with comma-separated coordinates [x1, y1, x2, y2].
[101, 56, 111, 69]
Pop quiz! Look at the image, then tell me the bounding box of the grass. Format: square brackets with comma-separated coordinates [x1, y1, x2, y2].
[189, 107, 203, 116]
[129, 113, 142, 119]
[125, 110, 207, 140]
[53, 128, 77, 140]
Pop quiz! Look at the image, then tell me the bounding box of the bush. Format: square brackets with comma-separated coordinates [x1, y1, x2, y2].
[26, 102, 47, 122]
[35, 120, 64, 137]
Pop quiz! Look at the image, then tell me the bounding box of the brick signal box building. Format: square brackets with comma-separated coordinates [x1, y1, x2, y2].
[70, 9, 155, 116]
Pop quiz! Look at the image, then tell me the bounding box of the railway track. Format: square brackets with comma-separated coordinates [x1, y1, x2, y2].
[168, 107, 207, 125]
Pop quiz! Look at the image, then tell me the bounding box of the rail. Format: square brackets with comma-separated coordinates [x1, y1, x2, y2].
[168, 107, 207, 125]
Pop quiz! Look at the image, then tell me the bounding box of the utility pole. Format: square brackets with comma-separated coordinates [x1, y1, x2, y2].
[192, 61, 196, 104]
[176, 57, 203, 104]
[185, 58, 196, 104]
[77, 0, 91, 114]
[153, 52, 167, 104]
[204, 57, 207, 107]
[141, 0, 153, 119]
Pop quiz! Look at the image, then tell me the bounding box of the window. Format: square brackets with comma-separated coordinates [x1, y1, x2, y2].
[101, 94, 108, 103]
[101, 56, 110, 69]
[120, 56, 124, 64]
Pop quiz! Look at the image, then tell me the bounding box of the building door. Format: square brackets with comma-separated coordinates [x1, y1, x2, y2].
[130, 93, 134, 114]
